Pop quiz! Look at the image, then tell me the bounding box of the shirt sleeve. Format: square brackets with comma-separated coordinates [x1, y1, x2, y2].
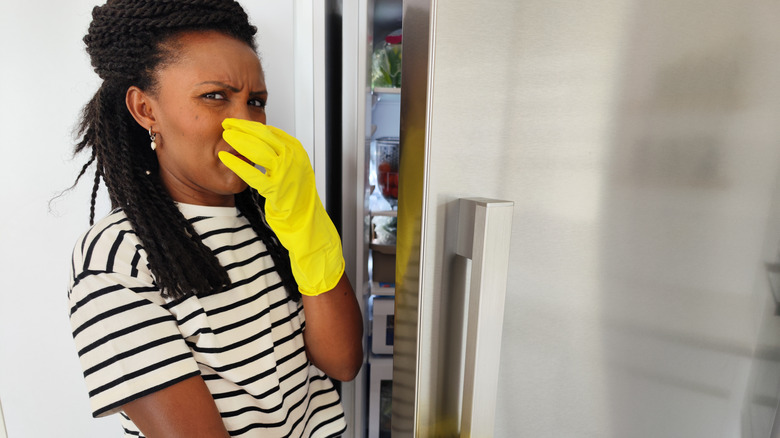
[68, 219, 201, 418]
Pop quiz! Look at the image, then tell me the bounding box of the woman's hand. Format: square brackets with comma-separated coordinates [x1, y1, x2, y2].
[219, 119, 344, 296]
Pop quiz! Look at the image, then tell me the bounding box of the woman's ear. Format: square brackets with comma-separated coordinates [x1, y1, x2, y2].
[126, 86, 157, 130]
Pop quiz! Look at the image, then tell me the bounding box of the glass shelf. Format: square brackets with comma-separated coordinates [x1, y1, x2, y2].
[372, 86, 401, 95]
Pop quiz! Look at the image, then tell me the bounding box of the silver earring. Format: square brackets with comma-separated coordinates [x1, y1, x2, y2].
[149, 128, 157, 151]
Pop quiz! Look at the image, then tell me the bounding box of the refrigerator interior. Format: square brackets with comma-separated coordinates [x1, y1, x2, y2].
[365, 11, 402, 438]
[341, 0, 403, 436]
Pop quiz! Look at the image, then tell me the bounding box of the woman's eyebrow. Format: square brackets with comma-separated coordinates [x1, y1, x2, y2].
[195, 81, 241, 92]
[195, 81, 267, 96]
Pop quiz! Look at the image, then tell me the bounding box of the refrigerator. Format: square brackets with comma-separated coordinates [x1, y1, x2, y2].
[328, 0, 780, 436]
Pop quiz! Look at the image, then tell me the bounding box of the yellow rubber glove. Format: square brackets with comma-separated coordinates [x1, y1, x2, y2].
[219, 118, 345, 296]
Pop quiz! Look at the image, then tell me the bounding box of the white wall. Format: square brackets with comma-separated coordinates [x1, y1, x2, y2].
[0, 2, 296, 436]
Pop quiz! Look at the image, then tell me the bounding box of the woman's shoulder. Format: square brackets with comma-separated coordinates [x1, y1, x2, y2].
[87, 208, 132, 233]
[72, 208, 131, 250]
[70, 208, 147, 278]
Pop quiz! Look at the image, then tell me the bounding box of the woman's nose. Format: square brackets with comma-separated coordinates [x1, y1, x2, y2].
[227, 103, 266, 124]
[229, 103, 253, 121]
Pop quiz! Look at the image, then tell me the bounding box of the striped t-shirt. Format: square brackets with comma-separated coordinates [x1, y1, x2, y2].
[68, 203, 347, 437]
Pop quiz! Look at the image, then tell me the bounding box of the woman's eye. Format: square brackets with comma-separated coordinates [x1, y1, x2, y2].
[203, 92, 226, 100]
[249, 99, 266, 109]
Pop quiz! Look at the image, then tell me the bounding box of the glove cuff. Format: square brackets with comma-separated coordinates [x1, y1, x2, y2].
[267, 201, 346, 296]
[296, 250, 345, 297]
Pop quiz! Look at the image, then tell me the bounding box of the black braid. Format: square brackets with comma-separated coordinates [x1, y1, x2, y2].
[89, 169, 101, 225]
[71, 0, 299, 299]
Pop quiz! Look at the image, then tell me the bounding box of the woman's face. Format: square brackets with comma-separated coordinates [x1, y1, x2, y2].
[144, 31, 267, 206]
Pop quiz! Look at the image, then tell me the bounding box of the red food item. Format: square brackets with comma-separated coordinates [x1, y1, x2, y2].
[377, 161, 398, 199]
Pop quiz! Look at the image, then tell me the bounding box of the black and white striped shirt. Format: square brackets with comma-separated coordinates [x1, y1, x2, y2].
[68, 203, 346, 437]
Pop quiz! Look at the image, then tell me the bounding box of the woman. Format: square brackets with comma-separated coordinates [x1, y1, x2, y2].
[67, 1, 363, 436]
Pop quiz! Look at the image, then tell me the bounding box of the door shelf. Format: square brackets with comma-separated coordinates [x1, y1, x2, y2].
[371, 281, 396, 296]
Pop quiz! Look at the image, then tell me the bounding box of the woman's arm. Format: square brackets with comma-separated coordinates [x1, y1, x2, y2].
[219, 121, 363, 379]
[123, 375, 230, 438]
[301, 273, 364, 381]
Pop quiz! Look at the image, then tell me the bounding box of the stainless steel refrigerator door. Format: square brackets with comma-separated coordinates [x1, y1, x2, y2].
[396, 0, 780, 436]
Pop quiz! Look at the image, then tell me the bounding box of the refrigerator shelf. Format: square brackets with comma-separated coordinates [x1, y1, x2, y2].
[369, 209, 397, 217]
[372, 86, 401, 95]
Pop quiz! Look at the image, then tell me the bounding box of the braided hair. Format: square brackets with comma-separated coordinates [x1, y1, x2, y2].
[73, 0, 300, 300]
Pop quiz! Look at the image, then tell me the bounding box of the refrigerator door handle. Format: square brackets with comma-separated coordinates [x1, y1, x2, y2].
[455, 197, 514, 437]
